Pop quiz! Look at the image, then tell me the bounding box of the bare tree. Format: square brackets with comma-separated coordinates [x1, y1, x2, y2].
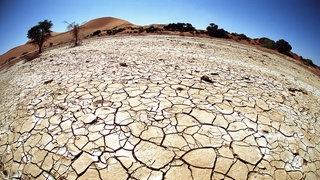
[65, 21, 81, 46]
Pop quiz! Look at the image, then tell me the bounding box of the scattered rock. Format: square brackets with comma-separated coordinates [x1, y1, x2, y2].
[2, 170, 8, 177]
[288, 87, 307, 94]
[43, 79, 53, 84]
[120, 62, 128, 67]
[200, 75, 213, 83]
[176, 87, 184, 91]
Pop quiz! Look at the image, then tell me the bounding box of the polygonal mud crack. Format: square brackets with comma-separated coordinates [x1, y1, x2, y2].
[182, 148, 216, 168]
[0, 35, 319, 180]
[134, 141, 175, 170]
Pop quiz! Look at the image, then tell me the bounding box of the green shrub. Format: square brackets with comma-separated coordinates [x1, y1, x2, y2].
[259, 37, 276, 50]
[92, 30, 101, 36]
[238, 33, 250, 41]
[106, 28, 125, 35]
[106, 30, 113, 35]
[27, 20, 53, 53]
[116, 28, 125, 33]
[164, 23, 196, 32]
[301, 56, 317, 68]
[232, 33, 250, 41]
[275, 39, 292, 54]
[138, 27, 144, 33]
[206, 23, 229, 39]
[146, 26, 155, 33]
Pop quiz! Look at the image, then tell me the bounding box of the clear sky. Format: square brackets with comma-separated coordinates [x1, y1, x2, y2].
[0, 0, 319, 65]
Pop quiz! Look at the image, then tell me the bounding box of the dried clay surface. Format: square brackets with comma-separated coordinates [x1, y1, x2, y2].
[0, 35, 319, 179]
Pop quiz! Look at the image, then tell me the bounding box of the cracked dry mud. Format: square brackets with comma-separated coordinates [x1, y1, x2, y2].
[0, 35, 319, 179]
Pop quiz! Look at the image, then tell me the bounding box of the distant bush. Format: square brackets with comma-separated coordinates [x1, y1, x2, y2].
[259, 37, 276, 50]
[238, 33, 250, 41]
[232, 33, 250, 41]
[106, 30, 113, 35]
[106, 28, 125, 35]
[275, 39, 292, 54]
[300, 56, 317, 68]
[138, 27, 144, 33]
[164, 23, 196, 32]
[92, 30, 101, 36]
[117, 28, 125, 33]
[206, 23, 229, 39]
[146, 26, 156, 33]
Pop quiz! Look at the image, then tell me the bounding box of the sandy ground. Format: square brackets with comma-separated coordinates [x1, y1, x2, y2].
[0, 35, 319, 179]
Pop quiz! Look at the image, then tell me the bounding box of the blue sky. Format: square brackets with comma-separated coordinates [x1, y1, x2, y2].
[0, 0, 319, 65]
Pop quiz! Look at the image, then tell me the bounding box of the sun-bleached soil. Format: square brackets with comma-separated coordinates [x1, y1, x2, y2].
[0, 35, 319, 179]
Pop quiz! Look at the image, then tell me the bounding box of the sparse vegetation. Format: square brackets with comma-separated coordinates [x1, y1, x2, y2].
[206, 23, 229, 39]
[257, 38, 293, 56]
[300, 56, 317, 68]
[106, 28, 125, 35]
[65, 21, 81, 46]
[232, 33, 250, 41]
[106, 30, 113, 35]
[259, 37, 276, 50]
[275, 39, 292, 54]
[138, 27, 144, 33]
[238, 34, 250, 41]
[27, 20, 53, 53]
[5, 18, 316, 74]
[164, 23, 196, 32]
[92, 30, 101, 36]
[145, 26, 160, 33]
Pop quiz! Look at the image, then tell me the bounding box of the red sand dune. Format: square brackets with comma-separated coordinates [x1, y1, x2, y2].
[81, 17, 133, 32]
[0, 17, 134, 67]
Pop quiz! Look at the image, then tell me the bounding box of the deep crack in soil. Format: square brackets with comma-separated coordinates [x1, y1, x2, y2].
[0, 35, 319, 179]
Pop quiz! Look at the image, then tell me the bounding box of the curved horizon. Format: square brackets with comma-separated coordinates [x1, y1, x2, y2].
[0, 0, 319, 65]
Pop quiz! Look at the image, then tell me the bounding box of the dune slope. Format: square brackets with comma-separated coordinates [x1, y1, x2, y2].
[0, 17, 135, 67]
